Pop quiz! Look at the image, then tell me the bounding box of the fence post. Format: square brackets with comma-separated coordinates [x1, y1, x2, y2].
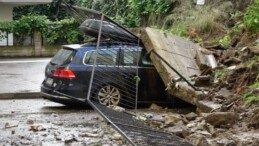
[33, 31, 42, 56]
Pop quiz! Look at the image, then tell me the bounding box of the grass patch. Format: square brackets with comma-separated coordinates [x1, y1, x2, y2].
[188, 5, 227, 34]
[219, 35, 232, 48]
[244, 1, 259, 34]
[169, 21, 187, 37]
[245, 55, 259, 69]
[214, 67, 229, 80]
[242, 81, 259, 104]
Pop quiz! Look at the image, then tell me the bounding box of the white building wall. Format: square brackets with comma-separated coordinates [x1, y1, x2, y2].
[0, 4, 13, 46]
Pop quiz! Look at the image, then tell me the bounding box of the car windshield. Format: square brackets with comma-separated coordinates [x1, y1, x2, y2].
[50, 48, 75, 66]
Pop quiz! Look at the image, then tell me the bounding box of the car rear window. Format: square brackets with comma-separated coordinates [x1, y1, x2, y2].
[50, 48, 75, 66]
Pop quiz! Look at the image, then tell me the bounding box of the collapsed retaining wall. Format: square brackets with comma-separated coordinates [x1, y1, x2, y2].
[140, 27, 222, 112]
[140, 27, 203, 105]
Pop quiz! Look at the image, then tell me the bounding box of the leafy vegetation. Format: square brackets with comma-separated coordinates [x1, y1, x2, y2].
[242, 81, 259, 104]
[13, 15, 49, 35]
[4, 0, 259, 46]
[81, 0, 174, 27]
[214, 67, 229, 80]
[245, 55, 259, 69]
[168, 21, 187, 37]
[0, 21, 14, 41]
[243, 1, 259, 33]
[219, 35, 232, 48]
[44, 18, 80, 44]
[13, 0, 78, 20]
[0, 15, 80, 44]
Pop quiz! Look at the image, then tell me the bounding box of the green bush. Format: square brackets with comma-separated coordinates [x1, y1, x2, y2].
[244, 1, 259, 33]
[0, 15, 80, 44]
[0, 21, 14, 41]
[13, 15, 49, 35]
[126, 0, 173, 27]
[44, 18, 80, 44]
[0, 21, 14, 33]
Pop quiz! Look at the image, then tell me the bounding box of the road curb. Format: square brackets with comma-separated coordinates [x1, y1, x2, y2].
[0, 92, 40, 99]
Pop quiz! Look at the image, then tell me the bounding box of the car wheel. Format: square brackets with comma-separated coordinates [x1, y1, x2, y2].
[97, 85, 121, 106]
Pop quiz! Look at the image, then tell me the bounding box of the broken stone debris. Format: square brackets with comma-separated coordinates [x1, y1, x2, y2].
[81, 132, 100, 137]
[107, 105, 125, 112]
[5, 122, 18, 128]
[185, 112, 198, 121]
[30, 124, 46, 132]
[141, 27, 207, 106]
[132, 27, 259, 145]
[143, 106, 259, 146]
[204, 112, 238, 128]
[149, 103, 163, 111]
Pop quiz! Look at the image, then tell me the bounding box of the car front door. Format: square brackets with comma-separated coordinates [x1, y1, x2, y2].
[138, 48, 168, 103]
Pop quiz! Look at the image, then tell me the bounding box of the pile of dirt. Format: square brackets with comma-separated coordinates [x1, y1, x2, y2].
[138, 30, 258, 145]
[181, 3, 259, 143]
[140, 1, 259, 145]
[185, 45, 259, 145]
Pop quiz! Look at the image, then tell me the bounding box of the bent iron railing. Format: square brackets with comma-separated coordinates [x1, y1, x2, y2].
[62, 2, 193, 146]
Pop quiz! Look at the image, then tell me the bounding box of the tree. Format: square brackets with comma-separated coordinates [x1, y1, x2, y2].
[13, 0, 78, 20]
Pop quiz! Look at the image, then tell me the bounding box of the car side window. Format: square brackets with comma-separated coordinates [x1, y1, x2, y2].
[122, 47, 141, 66]
[140, 49, 154, 66]
[84, 49, 118, 65]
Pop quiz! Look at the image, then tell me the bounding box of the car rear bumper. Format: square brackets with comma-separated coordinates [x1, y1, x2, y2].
[41, 85, 86, 105]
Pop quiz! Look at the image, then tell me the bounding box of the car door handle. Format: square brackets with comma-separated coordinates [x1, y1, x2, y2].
[121, 74, 130, 79]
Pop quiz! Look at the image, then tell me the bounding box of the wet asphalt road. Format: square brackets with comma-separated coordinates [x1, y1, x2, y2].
[0, 98, 91, 115]
[0, 58, 50, 94]
[0, 98, 128, 146]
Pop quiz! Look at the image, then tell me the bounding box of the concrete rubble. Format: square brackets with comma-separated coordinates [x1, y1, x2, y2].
[139, 27, 220, 112]
[131, 27, 259, 146]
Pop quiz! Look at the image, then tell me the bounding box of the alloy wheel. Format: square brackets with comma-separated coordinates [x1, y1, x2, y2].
[97, 85, 121, 106]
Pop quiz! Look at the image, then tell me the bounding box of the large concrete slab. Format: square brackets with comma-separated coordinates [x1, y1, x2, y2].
[141, 27, 204, 105]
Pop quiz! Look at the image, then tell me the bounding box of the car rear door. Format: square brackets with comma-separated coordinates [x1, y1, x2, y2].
[83, 47, 120, 94]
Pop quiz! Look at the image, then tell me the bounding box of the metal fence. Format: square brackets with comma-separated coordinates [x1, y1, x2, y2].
[63, 3, 193, 146]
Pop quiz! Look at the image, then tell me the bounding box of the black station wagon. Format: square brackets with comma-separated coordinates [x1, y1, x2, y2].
[40, 41, 170, 106]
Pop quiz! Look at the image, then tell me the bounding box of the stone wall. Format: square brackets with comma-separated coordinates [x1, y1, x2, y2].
[0, 45, 60, 57]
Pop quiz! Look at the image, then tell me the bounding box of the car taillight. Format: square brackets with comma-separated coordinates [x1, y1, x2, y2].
[53, 69, 75, 79]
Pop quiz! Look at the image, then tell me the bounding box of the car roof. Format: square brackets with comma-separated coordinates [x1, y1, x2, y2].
[62, 41, 143, 50]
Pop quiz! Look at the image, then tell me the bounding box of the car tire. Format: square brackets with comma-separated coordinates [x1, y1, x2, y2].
[97, 85, 121, 106]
